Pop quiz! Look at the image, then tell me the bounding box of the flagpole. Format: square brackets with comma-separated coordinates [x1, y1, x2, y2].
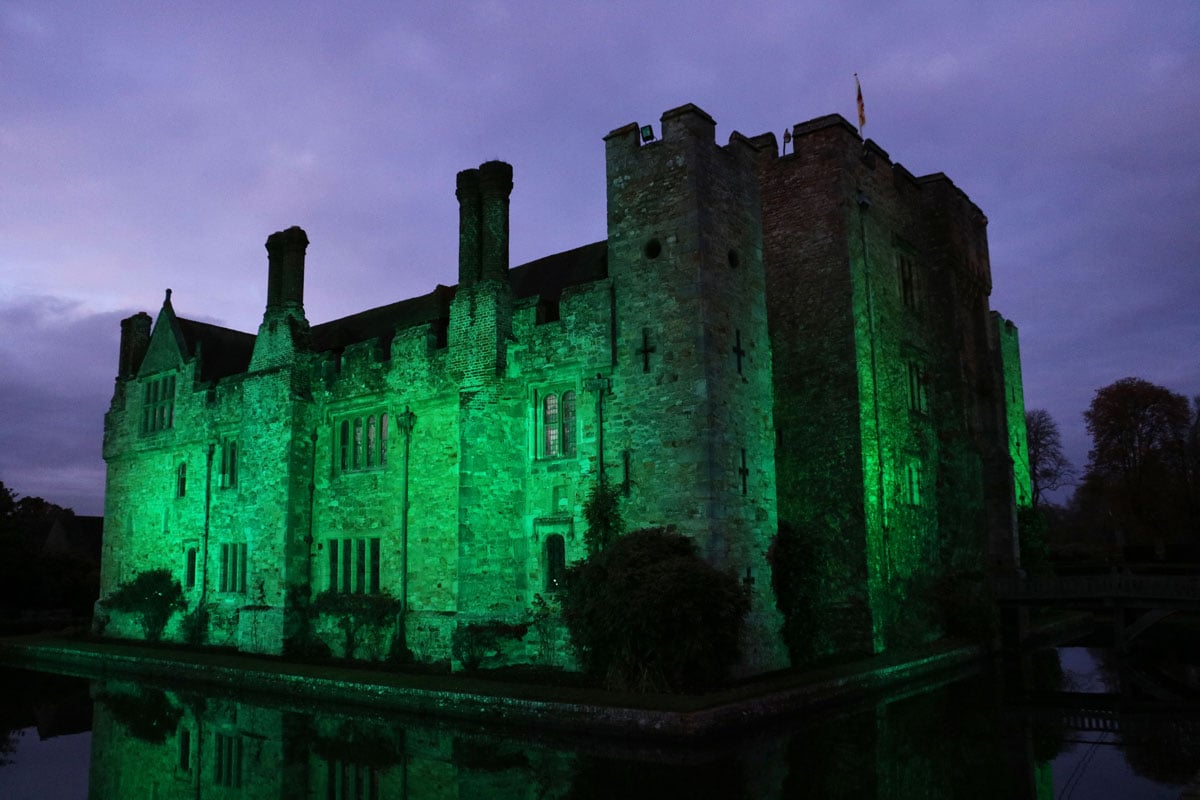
[854, 73, 866, 139]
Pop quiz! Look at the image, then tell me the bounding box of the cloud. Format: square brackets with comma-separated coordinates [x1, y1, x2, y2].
[0, 296, 123, 514]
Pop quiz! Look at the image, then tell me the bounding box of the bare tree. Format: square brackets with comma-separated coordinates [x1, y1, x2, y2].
[1026, 409, 1073, 507]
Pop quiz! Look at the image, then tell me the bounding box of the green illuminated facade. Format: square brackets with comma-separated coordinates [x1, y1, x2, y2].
[99, 104, 1027, 673]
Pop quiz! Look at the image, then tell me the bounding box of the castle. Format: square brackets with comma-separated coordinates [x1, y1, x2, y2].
[98, 103, 1030, 674]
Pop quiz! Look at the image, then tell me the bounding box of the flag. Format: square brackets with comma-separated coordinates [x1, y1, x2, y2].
[855, 73, 866, 135]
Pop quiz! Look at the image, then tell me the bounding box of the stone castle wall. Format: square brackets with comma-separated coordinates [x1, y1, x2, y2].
[99, 103, 1022, 676]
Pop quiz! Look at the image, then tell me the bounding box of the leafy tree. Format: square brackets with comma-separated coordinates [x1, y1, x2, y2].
[561, 527, 749, 693]
[104, 569, 186, 641]
[1082, 377, 1195, 547]
[1025, 409, 1073, 507]
[0, 480, 86, 617]
[582, 482, 624, 556]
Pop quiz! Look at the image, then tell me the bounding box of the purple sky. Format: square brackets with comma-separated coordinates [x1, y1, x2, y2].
[2, 2, 1197, 516]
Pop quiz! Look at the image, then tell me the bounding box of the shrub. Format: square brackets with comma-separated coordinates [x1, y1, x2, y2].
[451, 620, 529, 672]
[95, 687, 182, 744]
[180, 607, 208, 645]
[769, 519, 873, 665]
[311, 591, 402, 660]
[561, 527, 749, 693]
[104, 569, 186, 642]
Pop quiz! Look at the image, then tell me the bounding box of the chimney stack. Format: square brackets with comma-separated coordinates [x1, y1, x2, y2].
[265, 226, 309, 315]
[118, 312, 152, 378]
[479, 160, 513, 282]
[456, 169, 482, 286]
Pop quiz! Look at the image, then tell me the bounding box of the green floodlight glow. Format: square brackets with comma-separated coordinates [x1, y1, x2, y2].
[639, 125, 655, 143]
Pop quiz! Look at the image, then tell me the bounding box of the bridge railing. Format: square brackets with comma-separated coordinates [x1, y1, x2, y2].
[996, 574, 1200, 603]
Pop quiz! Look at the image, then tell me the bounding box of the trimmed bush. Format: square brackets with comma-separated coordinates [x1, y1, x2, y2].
[561, 527, 749, 693]
[311, 591, 402, 660]
[451, 620, 529, 672]
[104, 569, 186, 642]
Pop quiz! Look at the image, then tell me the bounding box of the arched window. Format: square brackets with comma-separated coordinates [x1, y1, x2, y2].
[546, 534, 566, 592]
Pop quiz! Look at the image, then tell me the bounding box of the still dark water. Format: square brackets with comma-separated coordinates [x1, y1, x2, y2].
[1, 646, 1197, 799]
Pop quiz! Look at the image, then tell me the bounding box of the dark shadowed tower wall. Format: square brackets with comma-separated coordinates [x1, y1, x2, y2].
[604, 104, 787, 673]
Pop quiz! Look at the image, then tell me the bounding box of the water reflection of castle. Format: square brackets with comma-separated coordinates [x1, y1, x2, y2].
[85, 672, 1065, 800]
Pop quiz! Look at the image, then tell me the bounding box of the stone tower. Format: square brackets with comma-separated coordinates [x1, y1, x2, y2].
[604, 104, 787, 673]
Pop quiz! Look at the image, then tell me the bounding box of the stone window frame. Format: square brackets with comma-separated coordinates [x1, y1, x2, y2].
[906, 360, 928, 415]
[218, 542, 247, 593]
[896, 250, 920, 311]
[332, 409, 389, 475]
[904, 460, 924, 507]
[213, 732, 243, 788]
[178, 726, 192, 774]
[219, 437, 239, 489]
[327, 536, 382, 594]
[534, 388, 577, 459]
[175, 461, 187, 498]
[184, 545, 198, 589]
[324, 760, 382, 798]
[141, 373, 176, 434]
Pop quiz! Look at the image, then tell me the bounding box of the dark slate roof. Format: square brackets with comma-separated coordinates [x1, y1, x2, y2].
[311, 239, 608, 352]
[175, 318, 256, 381]
[508, 240, 608, 302]
[171, 240, 609, 371]
[311, 284, 455, 353]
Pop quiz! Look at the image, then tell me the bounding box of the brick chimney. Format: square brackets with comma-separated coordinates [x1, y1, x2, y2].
[265, 226, 309, 316]
[456, 168, 482, 286]
[479, 160, 513, 282]
[118, 312, 152, 379]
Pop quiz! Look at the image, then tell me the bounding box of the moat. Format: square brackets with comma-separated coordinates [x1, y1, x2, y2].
[3, 637, 1199, 799]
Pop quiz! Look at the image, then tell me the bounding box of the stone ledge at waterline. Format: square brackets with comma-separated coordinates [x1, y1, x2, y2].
[0, 634, 981, 739]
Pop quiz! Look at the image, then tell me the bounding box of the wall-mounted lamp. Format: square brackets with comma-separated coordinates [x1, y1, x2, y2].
[640, 125, 655, 143]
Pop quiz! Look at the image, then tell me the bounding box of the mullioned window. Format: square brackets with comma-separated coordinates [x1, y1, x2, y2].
[539, 391, 576, 458]
[141, 374, 176, 433]
[327, 537, 381, 594]
[334, 412, 388, 473]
